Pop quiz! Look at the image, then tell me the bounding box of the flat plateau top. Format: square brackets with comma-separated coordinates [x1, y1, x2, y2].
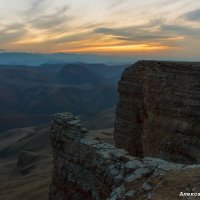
[137, 60, 200, 66]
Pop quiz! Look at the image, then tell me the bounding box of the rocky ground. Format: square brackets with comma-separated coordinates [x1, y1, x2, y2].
[50, 113, 200, 200]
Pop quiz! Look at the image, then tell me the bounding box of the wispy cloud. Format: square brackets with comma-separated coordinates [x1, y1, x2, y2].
[182, 9, 200, 22]
[160, 23, 200, 39]
[0, 23, 27, 45]
[29, 6, 70, 30]
[29, 0, 47, 13]
[94, 25, 175, 43]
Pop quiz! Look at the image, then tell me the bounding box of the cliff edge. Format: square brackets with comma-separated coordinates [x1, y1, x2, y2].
[115, 61, 200, 164]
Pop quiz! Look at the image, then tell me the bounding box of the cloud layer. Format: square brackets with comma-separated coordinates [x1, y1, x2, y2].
[0, 0, 199, 58]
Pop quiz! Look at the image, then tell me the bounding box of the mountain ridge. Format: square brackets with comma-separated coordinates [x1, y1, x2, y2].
[0, 62, 124, 132]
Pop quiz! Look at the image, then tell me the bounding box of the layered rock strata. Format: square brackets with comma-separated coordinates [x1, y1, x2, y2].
[114, 61, 200, 164]
[49, 113, 200, 200]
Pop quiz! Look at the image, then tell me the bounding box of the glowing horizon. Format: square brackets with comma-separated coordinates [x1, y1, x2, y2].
[0, 0, 200, 58]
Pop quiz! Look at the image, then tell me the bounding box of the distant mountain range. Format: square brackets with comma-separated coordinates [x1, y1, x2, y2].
[0, 52, 134, 66]
[0, 62, 126, 132]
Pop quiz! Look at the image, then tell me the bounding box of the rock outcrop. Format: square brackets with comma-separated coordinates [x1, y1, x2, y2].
[114, 61, 200, 164]
[49, 113, 200, 200]
[50, 61, 200, 200]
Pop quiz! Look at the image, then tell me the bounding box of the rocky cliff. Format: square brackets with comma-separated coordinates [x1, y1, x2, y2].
[50, 61, 200, 200]
[49, 113, 200, 200]
[115, 61, 200, 164]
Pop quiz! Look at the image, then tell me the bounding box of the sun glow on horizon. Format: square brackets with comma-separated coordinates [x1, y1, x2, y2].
[55, 44, 171, 54]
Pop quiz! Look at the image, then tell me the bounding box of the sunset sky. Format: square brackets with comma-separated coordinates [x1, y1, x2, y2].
[0, 0, 200, 59]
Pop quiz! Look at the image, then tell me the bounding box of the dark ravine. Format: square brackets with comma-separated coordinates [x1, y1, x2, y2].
[49, 61, 200, 200]
[115, 61, 200, 164]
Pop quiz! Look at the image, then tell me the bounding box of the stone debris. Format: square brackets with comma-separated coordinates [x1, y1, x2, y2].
[125, 190, 135, 198]
[142, 182, 153, 191]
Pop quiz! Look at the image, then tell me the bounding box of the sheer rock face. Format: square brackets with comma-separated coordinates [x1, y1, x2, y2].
[114, 61, 200, 164]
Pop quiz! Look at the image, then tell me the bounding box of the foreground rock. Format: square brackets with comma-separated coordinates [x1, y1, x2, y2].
[49, 113, 200, 200]
[114, 61, 200, 164]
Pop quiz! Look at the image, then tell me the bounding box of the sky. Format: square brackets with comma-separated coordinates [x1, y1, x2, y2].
[0, 0, 200, 59]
